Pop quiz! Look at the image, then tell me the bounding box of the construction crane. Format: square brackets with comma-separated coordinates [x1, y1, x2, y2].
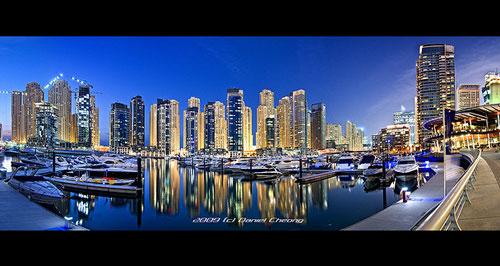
[43, 73, 65, 91]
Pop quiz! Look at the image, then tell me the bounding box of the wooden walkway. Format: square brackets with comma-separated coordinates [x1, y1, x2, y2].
[459, 152, 500, 230]
[0, 182, 87, 231]
[345, 155, 464, 230]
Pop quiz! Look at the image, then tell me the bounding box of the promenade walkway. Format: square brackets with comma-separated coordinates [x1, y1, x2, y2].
[345, 154, 464, 230]
[458, 151, 500, 230]
[0, 182, 86, 230]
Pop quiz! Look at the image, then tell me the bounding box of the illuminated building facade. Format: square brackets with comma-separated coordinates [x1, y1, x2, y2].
[458, 84, 480, 110]
[32, 102, 59, 148]
[157, 99, 180, 155]
[416, 44, 455, 148]
[130, 96, 145, 150]
[256, 89, 275, 149]
[243, 105, 253, 151]
[276, 96, 292, 149]
[109, 102, 130, 151]
[90, 95, 100, 148]
[227, 88, 244, 157]
[48, 80, 72, 143]
[149, 104, 157, 147]
[393, 109, 415, 145]
[291, 89, 307, 150]
[77, 85, 92, 148]
[310, 103, 326, 150]
[24, 82, 44, 142]
[482, 72, 500, 104]
[11, 90, 24, 143]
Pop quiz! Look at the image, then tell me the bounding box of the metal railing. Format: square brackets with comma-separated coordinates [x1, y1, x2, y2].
[416, 150, 481, 230]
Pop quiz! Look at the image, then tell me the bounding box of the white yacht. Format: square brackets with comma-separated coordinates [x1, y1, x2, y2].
[394, 156, 419, 179]
[334, 155, 355, 172]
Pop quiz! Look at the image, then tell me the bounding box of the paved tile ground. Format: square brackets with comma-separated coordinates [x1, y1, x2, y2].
[0, 182, 86, 231]
[459, 151, 500, 230]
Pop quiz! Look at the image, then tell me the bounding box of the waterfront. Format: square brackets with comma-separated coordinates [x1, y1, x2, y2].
[1, 157, 435, 230]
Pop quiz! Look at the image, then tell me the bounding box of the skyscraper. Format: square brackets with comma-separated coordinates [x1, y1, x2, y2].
[185, 106, 199, 154]
[311, 103, 326, 150]
[33, 102, 59, 148]
[77, 85, 92, 148]
[149, 104, 157, 147]
[346, 121, 356, 151]
[24, 82, 44, 142]
[482, 72, 500, 104]
[243, 105, 253, 151]
[11, 90, 24, 143]
[183, 97, 203, 152]
[227, 88, 244, 157]
[265, 116, 276, 147]
[291, 89, 307, 150]
[110, 102, 130, 151]
[48, 80, 72, 143]
[70, 113, 78, 143]
[256, 89, 275, 149]
[393, 108, 415, 145]
[276, 96, 292, 149]
[458, 84, 480, 110]
[416, 44, 455, 147]
[214, 101, 227, 150]
[90, 95, 100, 148]
[157, 99, 180, 155]
[130, 96, 145, 150]
[326, 124, 343, 148]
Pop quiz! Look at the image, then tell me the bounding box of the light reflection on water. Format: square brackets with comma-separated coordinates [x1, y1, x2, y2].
[2, 157, 433, 230]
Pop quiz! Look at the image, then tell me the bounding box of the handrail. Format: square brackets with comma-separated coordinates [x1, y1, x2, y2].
[416, 150, 481, 230]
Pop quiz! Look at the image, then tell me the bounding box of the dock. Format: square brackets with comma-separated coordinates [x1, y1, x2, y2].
[344, 154, 465, 230]
[0, 182, 87, 231]
[295, 170, 336, 184]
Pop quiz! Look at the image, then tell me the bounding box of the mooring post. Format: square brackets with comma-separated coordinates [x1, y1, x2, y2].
[250, 159, 253, 170]
[382, 153, 386, 181]
[203, 157, 206, 172]
[221, 157, 224, 173]
[137, 157, 142, 188]
[52, 151, 56, 175]
[299, 158, 303, 179]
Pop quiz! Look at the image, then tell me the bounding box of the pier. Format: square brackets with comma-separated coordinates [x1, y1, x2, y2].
[345, 154, 464, 230]
[458, 151, 500, 229]
[0, 182, 87, 231]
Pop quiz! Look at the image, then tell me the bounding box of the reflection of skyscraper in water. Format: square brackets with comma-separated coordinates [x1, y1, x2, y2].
[150, 159, 180, 215]
[276, 178, 307, 222]
[227, 177, 252, 226]
[183, 167, 202, 217]
[256, 183, 276, 221]
[203, 172, 227, 215]
[310, 180, 328, 210]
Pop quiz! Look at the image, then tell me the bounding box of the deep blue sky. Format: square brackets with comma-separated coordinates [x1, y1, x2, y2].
[1, 37, 500, 145]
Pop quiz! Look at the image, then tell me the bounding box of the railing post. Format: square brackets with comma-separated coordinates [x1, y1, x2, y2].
[299, 158, 303, 179]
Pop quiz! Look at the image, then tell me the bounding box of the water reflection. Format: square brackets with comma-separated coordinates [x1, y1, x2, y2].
[0, 156, 408, 230]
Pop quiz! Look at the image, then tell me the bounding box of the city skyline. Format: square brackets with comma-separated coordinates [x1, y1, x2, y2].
[2, 37, 500, 145]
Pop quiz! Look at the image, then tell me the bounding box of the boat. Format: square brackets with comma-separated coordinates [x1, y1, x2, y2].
[357, 154, 375, 170]
[46, 174, 135, 186]
[334, 155, 360, 174]
[4, 166, 65, 205]
[394, 156, 419, 178]
[270, 158, 301, 173]
[363, 161, 384, 177]
[3, 148, 20, 157]
[19, 155, 52, 167]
